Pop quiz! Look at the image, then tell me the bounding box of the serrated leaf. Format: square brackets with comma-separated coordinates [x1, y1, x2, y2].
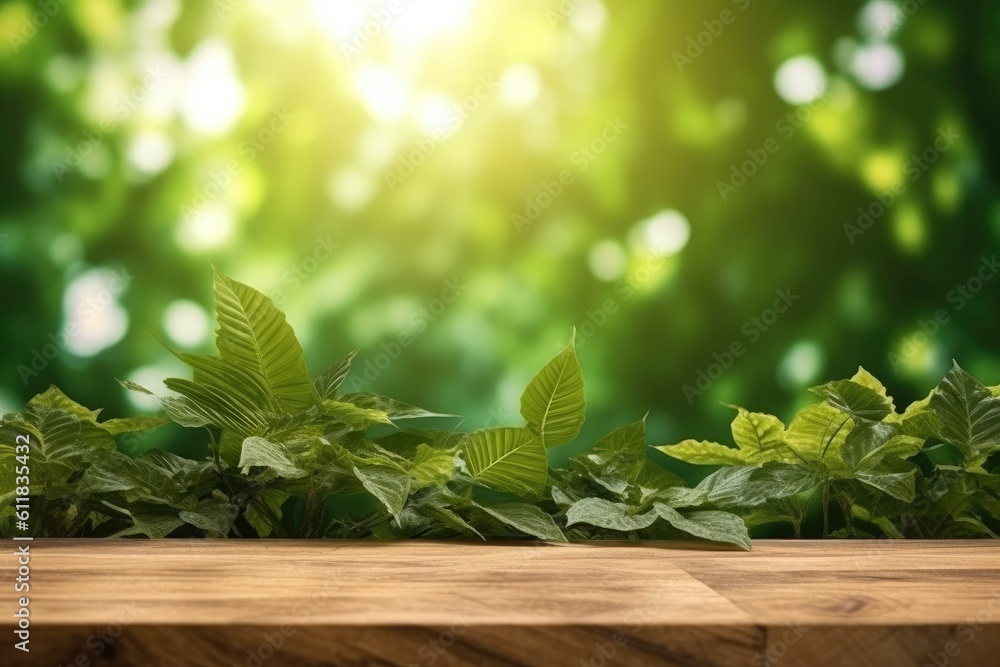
[655, 440, 747, 466]
[585, 418, 651, 483]
[728, 407, 797, 463]
[102, 501, 185, 539]
[98, 416, 169, 436]
[315, 350, 358, 400]
[179, 496, 238, 534]
[565, 498, 658, 532]
[319, 399, 392, 431]
[784, 403, 853, 464]
[27, 386, 103, 421]
[213, 268, 314, 413]
[652, 504, 752, 550]
[849, 368, 896, 413]
[474, 502, 567, 542]
[239, 436, 307, 479]
[855, 467, 917, 502]
[809, 378, 894, 422]
[520, 335, 586, 448]
[339, 393, 458, 422]
[353, 463, 410, 517]
[930, 362, 1000, 461]
[408, 444, 457, 489]
[464, 428, 547, 498]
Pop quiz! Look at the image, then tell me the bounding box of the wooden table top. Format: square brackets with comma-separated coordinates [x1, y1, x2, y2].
[6, 539, 1000, 666]
[4, 539, 998, 628]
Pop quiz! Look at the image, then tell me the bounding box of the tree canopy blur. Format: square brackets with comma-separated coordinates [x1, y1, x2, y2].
[1, 0, 998, 465]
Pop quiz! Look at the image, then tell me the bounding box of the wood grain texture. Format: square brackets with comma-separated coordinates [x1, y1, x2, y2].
[2, 539, 999, 666]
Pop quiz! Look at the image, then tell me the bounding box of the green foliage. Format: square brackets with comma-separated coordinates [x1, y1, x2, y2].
[659, 365, 1000, 538]
[4, 271, 1000, 547]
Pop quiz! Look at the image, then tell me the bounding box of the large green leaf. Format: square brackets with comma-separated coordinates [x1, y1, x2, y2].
[652, 504, 752, 551]
[353, 463, 410, 517]
[655, 440, 747, 466]
[238, 436, 307, 479]
[520, 334, 586, 448]
[463, 427, 547, 498]
[565, 498, 750, 549]
[657, 407, 797, 466]
[809, 376, 894, 422]
[930, 362, 1000, 462]
[784, 403, 853, 465]
[473, 502, 567, 542]
[728, 407, 797, 463]
[213, 268, 314, 413]
[565, 498, 658, 532]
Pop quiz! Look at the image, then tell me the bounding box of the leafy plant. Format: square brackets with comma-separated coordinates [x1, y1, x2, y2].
[3, 269, 1000, 548]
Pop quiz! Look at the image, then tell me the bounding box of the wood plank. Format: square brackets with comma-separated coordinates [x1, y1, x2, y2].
[2, 539, 999, 666]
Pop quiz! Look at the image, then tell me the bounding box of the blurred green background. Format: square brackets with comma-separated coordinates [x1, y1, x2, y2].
[1, 0, 998, 465]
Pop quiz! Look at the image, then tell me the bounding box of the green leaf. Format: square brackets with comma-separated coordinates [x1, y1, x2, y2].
[102, 502, 185, 539]
[463, 427, 547, 498]
[892, 392, 942, 439]
[583, 418, 657, 483]
[565, 498, 658, 532]
[657, 408, 797, 466]
[474, 502, 567, 542]
[319, 400, 392, 431]
[728, 407, 797, 463]
[245, 488, 288, 537]
[855, 467, 917, 502]
[408, 444, 457, 489]
[179, 495, 238, 534]
[784, 403, 853, 464]
[520, 334, 586, 448]
[339, 393, 459, 422]
[213, 267, 314, 413]
[652, 504, 752, 551]
[655, 440, 746, 466]
[848, 368, 896, 413]
[98, 416, 169, 436]
[809, 377, 894, 422]
[930, 361, 1000, 461]
[315, 350, 358, 400]
[238, 436, 307, 479]
[353, 463, 411, 517]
